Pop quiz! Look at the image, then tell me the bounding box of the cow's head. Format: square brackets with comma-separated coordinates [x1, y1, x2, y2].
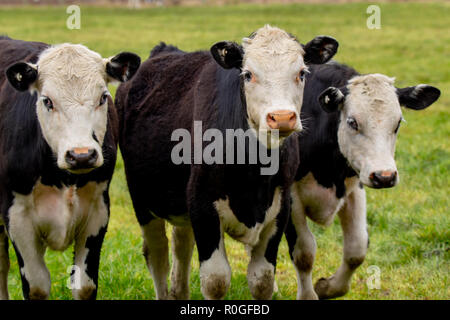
[211, 25, 338, 148]
[319, 74, 440, 188]
[6, 44, 140, 173]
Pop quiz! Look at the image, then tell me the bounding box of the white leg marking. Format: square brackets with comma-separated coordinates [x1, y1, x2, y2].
[199, 232, 231, 300]
[169, 225, 194, 300]
[315, 187, 368, 299]
[72, 182, 109, 300]
[247, 220, 277, 300]
[8, 193, 50, 299]
[290, 188, 318, 300]
[141, 218, 170, 300]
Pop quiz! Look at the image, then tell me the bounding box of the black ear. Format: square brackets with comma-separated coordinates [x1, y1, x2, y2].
[318, 87, 345, 113]
[210, 41, 243, 69]
[303, 36, 339, 65]
[397, 85, 440, 110]
[6, 62, 38, 91]
[106, 52, 141, 82]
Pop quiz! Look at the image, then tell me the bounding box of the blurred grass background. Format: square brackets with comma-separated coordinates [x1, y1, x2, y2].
[0, 2, 448, 299]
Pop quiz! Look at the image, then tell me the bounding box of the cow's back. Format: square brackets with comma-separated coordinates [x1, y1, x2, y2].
[116, 47, 213, 221]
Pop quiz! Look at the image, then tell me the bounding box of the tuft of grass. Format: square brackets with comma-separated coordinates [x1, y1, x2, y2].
[1, 2, 448, 299]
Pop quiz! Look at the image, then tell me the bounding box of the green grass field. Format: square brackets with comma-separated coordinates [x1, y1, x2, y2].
[0, 2, 448, 300]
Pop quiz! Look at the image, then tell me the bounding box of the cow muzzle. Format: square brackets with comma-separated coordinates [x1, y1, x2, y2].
[266, 110, 298, 136]
[369, 170, 398, 189]
[65, 148, 99, 172]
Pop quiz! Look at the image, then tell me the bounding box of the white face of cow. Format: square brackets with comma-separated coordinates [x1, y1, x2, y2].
[6, 44, 140, 174]
[319, 74, 440, 188]
[338, 75, 402, 188]
[240, 27, 305, 139]
[211, 25, 339, 148]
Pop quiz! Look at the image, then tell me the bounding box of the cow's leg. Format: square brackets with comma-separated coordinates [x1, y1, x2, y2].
[0, 225, 10, 300]
[190, 193, 230, 300]
[197, 231, 230, 300]
[247, 193, 290, 300]
[169, 225, 194, 300]
[315, 187, 368, 299]
[247, 222, 277, 300]
[285, 190, 318, 300]
[141, 218, 170, 300]
[8, 203, 50, 299]
[72, 186, 109, 300]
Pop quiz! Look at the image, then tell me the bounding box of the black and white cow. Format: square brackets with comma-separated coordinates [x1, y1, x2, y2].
[116, 25, 338, 299]
[284, 61, 440, 299]
[0, 36, 140, 299]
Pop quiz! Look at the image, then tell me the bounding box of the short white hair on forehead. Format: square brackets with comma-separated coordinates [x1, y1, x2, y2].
[242, 25, 304, 64]
[348, 74, 396, 94]
[37, 43, 106, 84]
[346, 74, 400, 113]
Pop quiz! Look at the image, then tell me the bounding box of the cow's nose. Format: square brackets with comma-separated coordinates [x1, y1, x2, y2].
[65, 148, 98, 169]
[369, 171, 397, 188]
[267, 110, 297, 134]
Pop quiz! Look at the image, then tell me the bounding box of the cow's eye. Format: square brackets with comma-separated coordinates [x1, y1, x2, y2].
[394, 119, 402, 134]
[297, 70, 306, 82]
[347, 117, 359, 131]
[243, 71, 253, 82]
[42, 96, 53, 111]
[100, 92, 109, 106]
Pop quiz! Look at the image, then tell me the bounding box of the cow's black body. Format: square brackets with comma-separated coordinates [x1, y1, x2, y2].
[295, 62, 359, 197]
[116, 43, 299, 281]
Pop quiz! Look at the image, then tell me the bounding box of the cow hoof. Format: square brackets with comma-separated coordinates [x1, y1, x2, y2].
[248, 269, 274, 300]
[73, 285, 97, 300]
[314, 277, 349, 299]
[169, 287, 190, 300]
[299, 290, 319, 300]
[201, 274, 229, 300]
[29, 287, 49, 300]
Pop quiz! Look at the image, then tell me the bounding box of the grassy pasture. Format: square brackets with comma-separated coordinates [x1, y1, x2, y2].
[0, 2, 448, 300]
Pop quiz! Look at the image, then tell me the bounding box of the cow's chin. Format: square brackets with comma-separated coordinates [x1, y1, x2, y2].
[65, 167, 97, 175]
[256, 130, 286, 150]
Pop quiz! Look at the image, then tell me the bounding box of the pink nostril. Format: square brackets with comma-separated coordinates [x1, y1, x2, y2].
[267, 110, 297, 131]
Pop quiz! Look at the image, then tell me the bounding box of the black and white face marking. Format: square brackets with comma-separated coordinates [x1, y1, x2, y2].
[319, 74, 440, 189]
[6, 44, 140, 174]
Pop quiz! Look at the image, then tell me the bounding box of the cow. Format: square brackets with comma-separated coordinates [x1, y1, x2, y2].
[284, 61, 441, 299]
[0, 36, 140, 300]
[116, 25, 339, 300]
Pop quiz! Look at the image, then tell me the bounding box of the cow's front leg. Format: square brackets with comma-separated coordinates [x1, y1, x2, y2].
[190, 196, 230, 300]
[247, 222, 277, 300]
[72, 189, 109, 300]
[247, 196, 290, 300]
[8, 205, 50, 299]
[169, 225, 194, 300]
[285, 190, 318, 300]
[315, 187, 368, 299]
[141, 218, 170, 300]
[0, 225, 10, 300]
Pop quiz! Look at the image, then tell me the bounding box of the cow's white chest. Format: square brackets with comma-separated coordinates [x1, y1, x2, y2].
[9, 180, 106, 251]
[214, 187, 282, 247]
[294, 173, 360, 226]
